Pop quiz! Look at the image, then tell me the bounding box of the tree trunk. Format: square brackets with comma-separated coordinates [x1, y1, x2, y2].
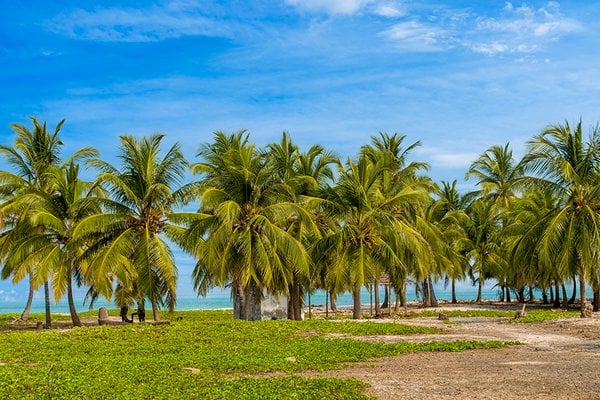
[374, 278, 381, 316]
[549, 285, 554, 304]
[561, 283, 569, 309]
[422, 279, 431, 307]
[325, 291, 329, 320]
[451, 278, 457, 304]
[44, 281, 51, 329]
[352, 285, 361, 320]
[233, 282, 244, 319]
[542, 289, 549, 305]
[381, 285, 390, 309]
[394, 289, 400, 312]
[517, 288, 525, 303]
[66, 270, 82, 327]
[151, 297, 160, 321]
[399, 282, 406, 307]
[243, 285, 251, 320]
[293, 281, 302, 320]
[505, 286, 511, 303]
[428, 276, 439, 307]
[579, 273, 588, 316]
[528, 286, 534, 303]
[569, 275, 577, 304]
[553, 281, 561, 308]
[499, 284, 505, 302]
[329, 291, 337, 312]
[593, 286, 599, 312]
[476, 277, 483, 304]
[20, 273, 35, 322]
[307, 284, 311, 320]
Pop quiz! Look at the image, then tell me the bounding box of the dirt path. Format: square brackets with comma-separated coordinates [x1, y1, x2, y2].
[305, 314, 600, 399]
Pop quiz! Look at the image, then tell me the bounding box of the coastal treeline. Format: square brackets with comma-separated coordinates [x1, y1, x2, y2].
[1, 117, 599, 325]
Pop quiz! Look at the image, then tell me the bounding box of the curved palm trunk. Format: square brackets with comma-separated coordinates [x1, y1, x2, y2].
[20, 273, 35, 321]
[476, 276, 483, 304]
[352, 285, 361, 319]
[505, 286, 511, 303]
[151, 298, 160, 321]
[422, 279, 431, 307]
[329, 291, 337, 312]
[553, 281, 561, 308]
[569, 274, 577, 304]
[44, 281, 51, 329]
[66, 270, 82, 327]
[428, 276, 438, 307]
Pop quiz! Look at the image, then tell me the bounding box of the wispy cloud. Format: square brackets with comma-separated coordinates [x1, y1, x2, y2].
[382, 20, 448, 51]
[284, 0, 372, 15]
[47, 2, 234, 42]
[469, 1, 583, 54]
[378, 1, 582, 55]
[372, 3, 406, 18]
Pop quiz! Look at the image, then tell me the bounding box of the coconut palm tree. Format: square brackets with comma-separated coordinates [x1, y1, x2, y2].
[74, 134, 187, 321]
[464, 199, 503, 303]
[359, 132, 431, 314]
[1, 162, 103, 326]
[317, 153, 431, 319]
[265, 132, 339, 319]
[426, 181, 470, 304]
[179, 131, 315, 320]
[521, 120, 600, 316]
[466, 143, 524, 211]
[0, 117, 96, 326]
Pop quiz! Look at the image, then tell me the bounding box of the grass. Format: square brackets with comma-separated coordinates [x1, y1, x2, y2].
[399, 308, 580, 322]
[511, 309, 579, 323]
[0, 310, 513, 399]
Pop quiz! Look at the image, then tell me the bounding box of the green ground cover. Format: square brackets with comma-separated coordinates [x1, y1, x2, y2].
[0, 310, 513, 399]
[400, 308, 579, 322]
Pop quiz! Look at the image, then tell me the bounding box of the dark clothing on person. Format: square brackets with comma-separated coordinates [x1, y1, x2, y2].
[120, 305, 133, 323]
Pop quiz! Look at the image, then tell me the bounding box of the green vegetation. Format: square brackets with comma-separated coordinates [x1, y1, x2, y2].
[2, 116, 600, 336]
[0, 310, 513, 399]
[511, 309, 579, 323]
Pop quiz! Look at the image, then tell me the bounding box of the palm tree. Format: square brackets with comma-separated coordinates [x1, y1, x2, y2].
[466, 143, 524, 301]
[1, 162, 103, 326]
[0, 117, 96, 326]
[317, 152, 431, 319]
[521, 120, 600, 316]
[178, 131, 314, 320]
[74, 134, 187, 321]
[265, 132, 339, 319]
[427, 181, 470, 304]
[359, 132, 431, 314]
[464, 199, 503, 303]
[466, 143, 523, 211]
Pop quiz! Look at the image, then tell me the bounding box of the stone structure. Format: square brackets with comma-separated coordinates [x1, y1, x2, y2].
[581, 301, 593, 318]
[98, 307, 109, 325]
[233, 286, 290, 320]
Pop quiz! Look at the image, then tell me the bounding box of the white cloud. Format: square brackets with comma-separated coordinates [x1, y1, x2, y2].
[372, 3, 406, 18]
[47, 3, 234, 42]
[285, 0, 372, 15]
[382, 21, 447, 51]
[417, 148, 478, 168]
[464, 1, 582, 54]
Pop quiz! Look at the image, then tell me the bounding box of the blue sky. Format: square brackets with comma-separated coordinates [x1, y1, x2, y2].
[1, 0, 599, 189]
[1, 0, 599, 308]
